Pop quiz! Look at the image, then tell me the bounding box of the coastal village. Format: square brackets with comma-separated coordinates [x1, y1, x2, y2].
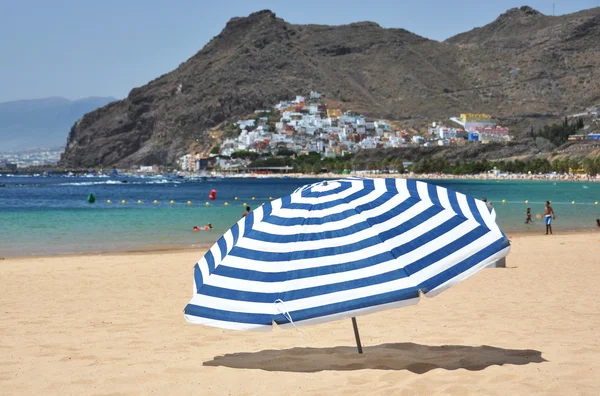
[0, 147, 63, 170]
[2, 93, 599, 173]
[178, 92, 516, 172]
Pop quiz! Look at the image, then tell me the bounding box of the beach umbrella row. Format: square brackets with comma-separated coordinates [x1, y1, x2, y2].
[184, 177, 510, 352]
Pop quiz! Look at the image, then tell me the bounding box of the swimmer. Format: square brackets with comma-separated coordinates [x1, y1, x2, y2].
[482, 197, 493, 209]
[525, 208, 533, 224]
[193, 223, 212, 232]
[242, 206, 251, 218]
[596, 219, 600, 228]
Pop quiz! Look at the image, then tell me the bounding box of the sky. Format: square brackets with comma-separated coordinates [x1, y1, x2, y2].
[0, 0, 598, 102]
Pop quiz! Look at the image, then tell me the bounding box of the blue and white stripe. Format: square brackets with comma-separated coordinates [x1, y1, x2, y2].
[184, 178, 510, 331]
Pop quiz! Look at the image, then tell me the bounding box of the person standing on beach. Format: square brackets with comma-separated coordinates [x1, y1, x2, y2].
[242, 206, 251, 218]
[543, 201, 556, 235]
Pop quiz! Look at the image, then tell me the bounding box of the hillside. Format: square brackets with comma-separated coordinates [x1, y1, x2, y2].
[60, 7, 600, 167]
[446, 6, 600, 116]
[0, 97, 116, 151]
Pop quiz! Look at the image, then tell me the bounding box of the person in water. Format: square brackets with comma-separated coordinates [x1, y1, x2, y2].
[543, 201, 556, 235]
[596, 219, 600, 228]
[481, 197, 493, 209]
[242, 206, 251, 218]
[525, 208, 533, 224]
[193, 223, 213, 232]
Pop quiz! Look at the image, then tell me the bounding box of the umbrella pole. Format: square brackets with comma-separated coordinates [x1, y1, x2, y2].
[351, 317, 363, 354]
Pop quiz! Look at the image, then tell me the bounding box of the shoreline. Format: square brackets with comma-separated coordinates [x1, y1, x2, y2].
[4, 171, 599, 183]
[214, 172, 600, 183]
[2, 231, 597, 261]
[1, 243, 214, 261]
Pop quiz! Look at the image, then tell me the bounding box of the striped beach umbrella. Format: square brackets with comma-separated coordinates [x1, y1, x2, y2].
[184, 178, 510, 352]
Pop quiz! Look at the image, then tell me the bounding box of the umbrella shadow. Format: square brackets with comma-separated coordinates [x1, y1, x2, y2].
[203, 343, 546, 373]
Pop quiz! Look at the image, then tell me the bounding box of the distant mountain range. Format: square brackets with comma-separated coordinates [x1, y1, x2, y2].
[60, 6, 600, 167]
[0, 96, 116, 151]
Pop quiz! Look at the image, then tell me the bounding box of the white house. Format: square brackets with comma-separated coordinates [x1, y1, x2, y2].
[321, 117, 333, 127]
[305, 127, 318, 136]
[339, 114, 355, 124]
[275, 101, 293, 111]
[412, 136, 425, 144]
[359, 137, 377, 149]
[281, 111, 292, 122]
[237, 119, 256, 129]
[179, 154, 192, 171]
[305, 142, 318, 152]
[342, 125, 355, 137]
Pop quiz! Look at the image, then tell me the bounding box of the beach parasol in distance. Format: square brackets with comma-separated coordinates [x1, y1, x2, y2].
[184, 178, 510, 353]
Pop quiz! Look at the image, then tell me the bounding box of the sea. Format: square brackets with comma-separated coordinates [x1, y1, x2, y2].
[1, 174, 599, 257]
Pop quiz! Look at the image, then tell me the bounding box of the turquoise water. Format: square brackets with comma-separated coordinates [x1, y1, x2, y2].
[430, 179, 600, 231]
[1, 176, 599, 257]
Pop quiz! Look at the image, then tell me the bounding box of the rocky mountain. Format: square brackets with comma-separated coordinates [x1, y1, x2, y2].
[0, 97, 116, 151]
[60, 7, 600, 167]
[446, 6, 600, 116]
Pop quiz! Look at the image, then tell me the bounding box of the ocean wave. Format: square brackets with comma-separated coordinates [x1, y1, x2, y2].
[145, 179, 182, 184]
[57, 180, 125, 186]
[57, 179, 181, 186]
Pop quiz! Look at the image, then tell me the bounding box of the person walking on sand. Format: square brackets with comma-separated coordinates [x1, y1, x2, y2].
[242, 206, 251, 218]
[543, 201, 556, 235]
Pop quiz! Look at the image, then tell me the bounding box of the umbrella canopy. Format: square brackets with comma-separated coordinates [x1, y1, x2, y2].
[184, 178, 510, 331]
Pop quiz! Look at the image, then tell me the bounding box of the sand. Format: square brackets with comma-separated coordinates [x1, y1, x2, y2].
[1, 232, 600, 395]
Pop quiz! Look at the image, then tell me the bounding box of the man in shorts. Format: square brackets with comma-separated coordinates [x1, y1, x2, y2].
[543, 201, 556, 235]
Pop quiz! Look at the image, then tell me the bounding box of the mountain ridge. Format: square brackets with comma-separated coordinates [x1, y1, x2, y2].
[59, 6, 600, 167]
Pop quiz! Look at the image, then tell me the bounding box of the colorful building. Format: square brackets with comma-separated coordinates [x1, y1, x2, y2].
[327, 109, 342, 118]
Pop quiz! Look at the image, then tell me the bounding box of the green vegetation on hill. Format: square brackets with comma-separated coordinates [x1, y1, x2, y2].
[529, 117, 585, 146]
[411, 157, 600, 175]
[245, 152, 600, 175]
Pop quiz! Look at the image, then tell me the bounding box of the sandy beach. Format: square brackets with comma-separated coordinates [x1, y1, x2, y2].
[214, 171, 600, 182]
[2, 232, 600, 395]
